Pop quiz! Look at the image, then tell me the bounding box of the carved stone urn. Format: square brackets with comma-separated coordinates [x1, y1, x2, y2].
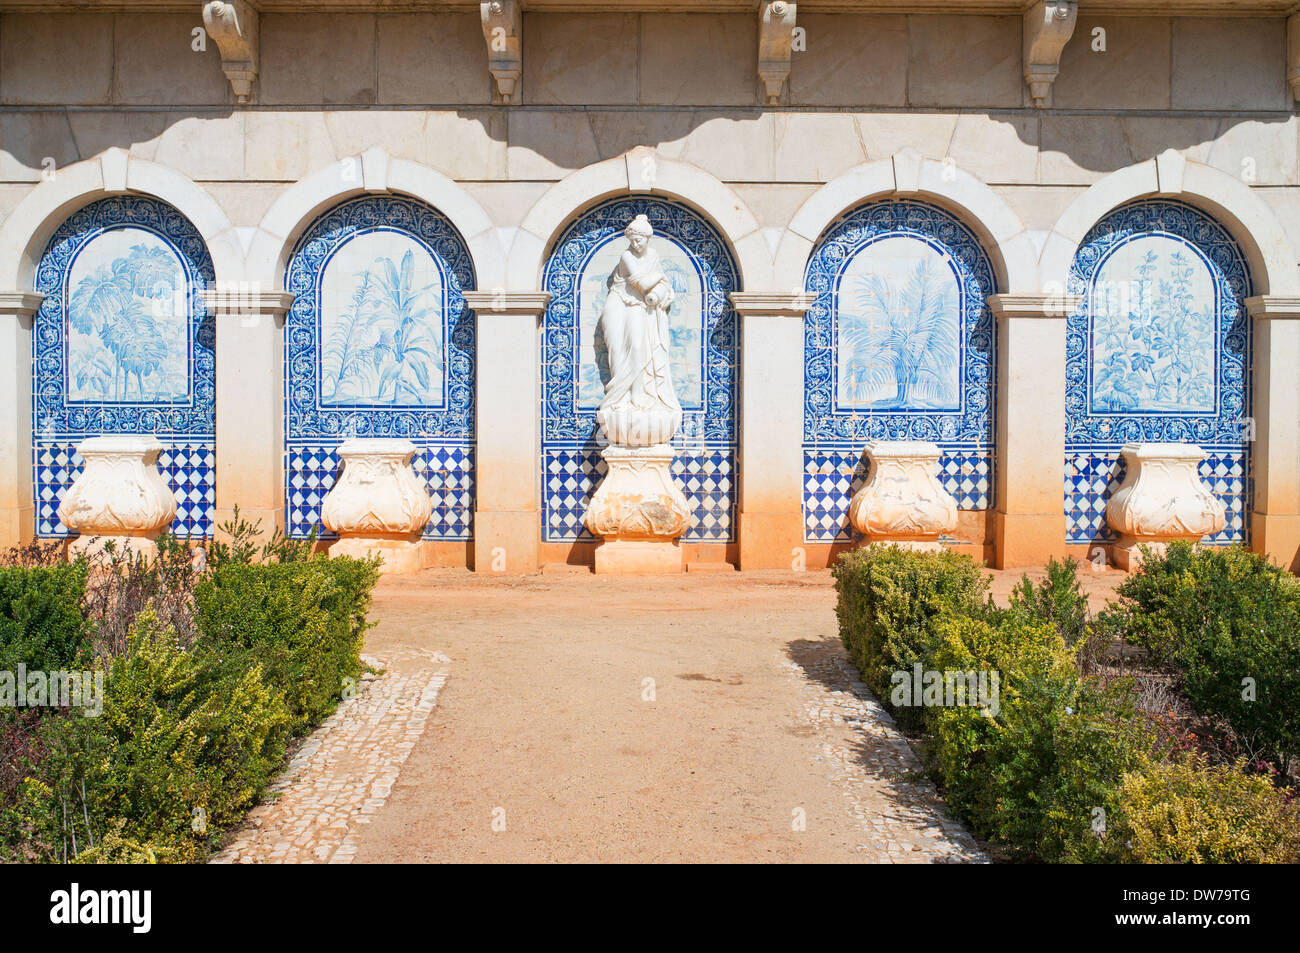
[58, 435, 178, 559]
[1105, 442, 1226, 570]
[320, 438, 432, 574]
[584, 444, 692, 573]
[847, 441, 958, 551]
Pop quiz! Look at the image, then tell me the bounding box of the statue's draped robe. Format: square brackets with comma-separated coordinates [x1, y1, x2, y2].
[598, 249, 681, 417]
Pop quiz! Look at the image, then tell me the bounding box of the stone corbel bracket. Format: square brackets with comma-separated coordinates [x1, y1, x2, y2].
[1023, 0, 1077, 108]
[202, 1, 259, 105]
[758, 1, 798, 105]
[481, 1, 522, 105]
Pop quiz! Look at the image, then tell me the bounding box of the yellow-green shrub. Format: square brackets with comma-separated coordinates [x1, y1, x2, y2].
[1118, 754, 1300, 864]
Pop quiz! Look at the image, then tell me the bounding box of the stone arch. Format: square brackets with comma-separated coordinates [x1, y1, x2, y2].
[509, 150, 771, 292]
[1040, 152, 1300, 296]
[246, 149, 506, 292]
[773, 151, 1037, 295]
[0, 149, 240, 290]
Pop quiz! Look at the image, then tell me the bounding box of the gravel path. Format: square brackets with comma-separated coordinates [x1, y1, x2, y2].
[216, 565, 1124, 864]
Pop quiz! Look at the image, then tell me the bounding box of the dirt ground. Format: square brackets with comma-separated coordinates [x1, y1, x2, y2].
[347, 564, 1127, 864]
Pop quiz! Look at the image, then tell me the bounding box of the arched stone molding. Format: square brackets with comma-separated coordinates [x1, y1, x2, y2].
[0, 148, 241, 291]
[508, 149, 771, 292]
[772, 151, 1038, 295]
[246, 149, 505, 292]
[1040, 151, 1300, 296]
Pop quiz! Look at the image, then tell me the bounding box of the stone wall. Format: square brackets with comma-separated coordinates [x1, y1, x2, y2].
[1, 8, 1297, 572]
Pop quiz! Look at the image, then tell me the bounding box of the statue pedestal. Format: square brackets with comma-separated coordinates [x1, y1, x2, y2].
[320, 438, 432, 574]
[58, 435, 178, 560]
[847, 441, 958, 552]
[585, 444, 692, 574]
[1105, 442, 1226, 570]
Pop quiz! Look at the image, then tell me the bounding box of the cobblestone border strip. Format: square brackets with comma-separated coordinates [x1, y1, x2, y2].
[212, 653, 449, 864]
[784, 647, 988, 863]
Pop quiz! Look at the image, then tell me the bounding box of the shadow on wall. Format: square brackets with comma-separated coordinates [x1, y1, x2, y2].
[0, 11, 1297, 194]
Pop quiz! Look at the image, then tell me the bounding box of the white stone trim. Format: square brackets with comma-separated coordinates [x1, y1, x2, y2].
[1040, 153, 1300, 296]
[201, 289, 296, 316]
[1246, 295, 1300, 320]
[463, 290, 551, 315]
[0, 149, 242, 291]
[0, 292, 44, 316]
[729, 291, 816, 315]
[774, 151, 1037, 294]
[246, 151, 506, 292]
[987, 293, 1081, 319]
[509, 150, 771, 292]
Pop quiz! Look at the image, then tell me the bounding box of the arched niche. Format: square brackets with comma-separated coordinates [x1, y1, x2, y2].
[540, 197, 739, 545]
[283, 195, 477, 541]
[1065, 199, 1252, 546]
[802, 199, 998, 542]
[33, 195, 216, 537]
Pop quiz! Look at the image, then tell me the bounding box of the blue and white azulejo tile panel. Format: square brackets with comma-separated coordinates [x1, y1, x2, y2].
[801, 200, 998, 543]
[540, 197, 738, 543]
[32, 196, 216, 538]
[1065, 200, 1252, 545]
[284, 196, 476, 541]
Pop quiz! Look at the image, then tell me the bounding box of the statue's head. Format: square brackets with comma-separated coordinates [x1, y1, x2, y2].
[624, 214, 653, 252]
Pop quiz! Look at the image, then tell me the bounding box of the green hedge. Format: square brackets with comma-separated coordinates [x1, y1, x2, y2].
[1110, 542, 1300, 772]
[0, 563, 90, 672]
[832, 544, 1300, 864]
[832, 546, 988, 730]
[0, 545, 380, 864]
[194, 556, 379, 733]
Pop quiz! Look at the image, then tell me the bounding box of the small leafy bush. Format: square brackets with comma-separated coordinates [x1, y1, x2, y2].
[1112, 543, 1300, 771]
[832, 546, 988, 729]
[0, 562, 90, 672]
[193, 555, 378, 732]
[926, 612, 1152, 862]
[1008, 556, 1090, 648]
[33, 609, 290, 863]
[1118, 754, 1300, 864]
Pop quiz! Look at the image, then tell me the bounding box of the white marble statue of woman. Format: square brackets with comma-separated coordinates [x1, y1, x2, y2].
[595, 214, 682, 447]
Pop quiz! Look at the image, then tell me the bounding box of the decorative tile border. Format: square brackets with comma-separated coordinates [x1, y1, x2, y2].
[32, 196, 216, 537]
[1065, 200, 1252, 543]
[801, 200, 997, 542]
[283, 196, 476, 541]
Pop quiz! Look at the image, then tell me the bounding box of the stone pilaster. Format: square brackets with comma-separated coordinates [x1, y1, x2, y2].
[0, 292, 42, 550]
[464, 290, 549, 574]
[204, 288, 295, 541]
[730, 292, 814, 570]
[987, 293, 1078, 568]
[1246, 295, 1300, 572]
